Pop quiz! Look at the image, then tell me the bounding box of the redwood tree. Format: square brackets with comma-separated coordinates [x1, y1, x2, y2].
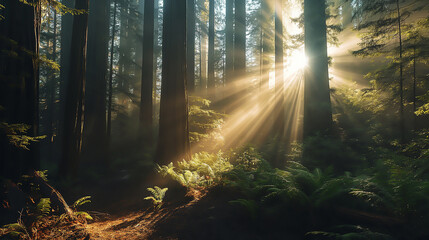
[186, 0, 196, 93]
[140, 0, 155, 135]
[85, 0, 109, 157]
[60, 0, 89, 177]
[303, 0, 332, 138]
[156, 0, 191, 164]
[207, 0, 215, 97]
[0, 0, 41, 180]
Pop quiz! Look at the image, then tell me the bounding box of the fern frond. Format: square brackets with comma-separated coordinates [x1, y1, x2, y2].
[75, 211, 93, 221]
[72, 196, 91, 209]
[36, 198, 51, 218]
[3, 223, 26, 233]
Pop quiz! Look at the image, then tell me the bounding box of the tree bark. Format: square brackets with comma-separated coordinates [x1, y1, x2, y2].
[60, 0, 89, 178]
[396, 0, 405, 142]
[274, 0, 284, 136]
[156, 0, 190, 165]
[200, 31, 208, 95]
[260, 0, 271, 90]
[225, 0, 234, 83]
[85, 0, 109, 159]
[234, 0, 246, 81]
[187, 0, 196, 93]
[303, 0, 332, 138]
[140, 0, 155, 135]
[0, 0, 41, 180]
[207, 0, 215, 98]
[108, 0, 118, 143]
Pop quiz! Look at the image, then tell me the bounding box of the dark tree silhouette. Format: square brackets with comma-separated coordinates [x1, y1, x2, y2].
[156, 0, 191, 165]
[303, 0, 332, 138]
[60, 0, 89, 178]
[140, 0, 155, 136]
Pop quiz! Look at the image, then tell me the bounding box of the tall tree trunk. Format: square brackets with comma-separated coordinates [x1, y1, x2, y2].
[140, 0, 154, 135]
[260, 0, 271, 90]
[108, 0, 118, 143]
[0, 0, 41, 180]
[59, 0, 75, 135]
[303, 0, 332, 138]
[187, 0, 196, 93]
[234, 0, 246, 81]
[85, 0, 109, 160]
[135, 0, 145, 83]
[156, 0, 190, 165]
[413, 46, 417, 130]
[225, 0, 234, 83]
[342, 0, 353, 28]
[200, 32, 208, 95]
[46, 9, 58, 164]
[207, 0, 215, 98]
[396, 0, 405, 142]
[153, 0, 160, 102]
[118, 1, 130, 95]
[274, 0, 284, 135]
[60, 0, 89, 178]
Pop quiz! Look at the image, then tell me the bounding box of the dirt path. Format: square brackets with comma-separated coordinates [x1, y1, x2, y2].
[85, 192, 205, 239]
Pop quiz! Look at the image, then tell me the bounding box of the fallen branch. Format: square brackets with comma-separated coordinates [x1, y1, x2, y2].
[33, 171, 74, 219]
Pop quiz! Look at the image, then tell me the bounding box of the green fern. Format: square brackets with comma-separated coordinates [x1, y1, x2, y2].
[72, 196, 91, 210]
[74, 211, 93, 221]
[70, 196, 92, 221]
[36, 198, 51, 219]
[144, 186, 168, 209]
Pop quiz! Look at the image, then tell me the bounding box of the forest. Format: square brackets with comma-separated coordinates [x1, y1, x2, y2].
[1, 0, 429, 239]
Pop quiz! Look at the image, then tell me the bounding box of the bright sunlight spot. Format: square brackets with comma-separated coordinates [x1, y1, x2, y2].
[288, 49, 308, 71]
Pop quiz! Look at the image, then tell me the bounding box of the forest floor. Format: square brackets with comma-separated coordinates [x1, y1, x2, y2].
[84, 191, 205, 240]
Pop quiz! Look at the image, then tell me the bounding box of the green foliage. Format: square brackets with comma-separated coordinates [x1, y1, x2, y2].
[302, 134, 362, 172]
[69, 196, 92, 220]
[19, 0, 86, 15]
[306, 225, 393, 240]
[0, 122, 46, 150]
[220, 145, 429, 237]
[189, 96, 226, 151]
[71, 196, 91, 211]
[0, 4, 4, 21]
[416, 91, 429, 116]
[144, 186, 168, 209]
[36, 198, 51, 219]
[157, 151, 233, 188]
[1, 223, 28, 240]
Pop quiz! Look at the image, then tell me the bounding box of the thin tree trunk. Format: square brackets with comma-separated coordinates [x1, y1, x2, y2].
[234, 0, 246, 81]
[413, 45, 417, 130]
[260, 0, 271, 90]
[187, 0, 196, 93]
[275, 0, 284, 136]
[207, 0, 215, 98]
[153, 0, 159, 102]
[396, 0, 405, 142]
[47, 10, 58, 144]
[108, 0, 118, 143]
[46, 9, 58, 164]
[201, 32, 208, 95]
[225, 0, 234, 83]
[140, 0, 155, 135]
